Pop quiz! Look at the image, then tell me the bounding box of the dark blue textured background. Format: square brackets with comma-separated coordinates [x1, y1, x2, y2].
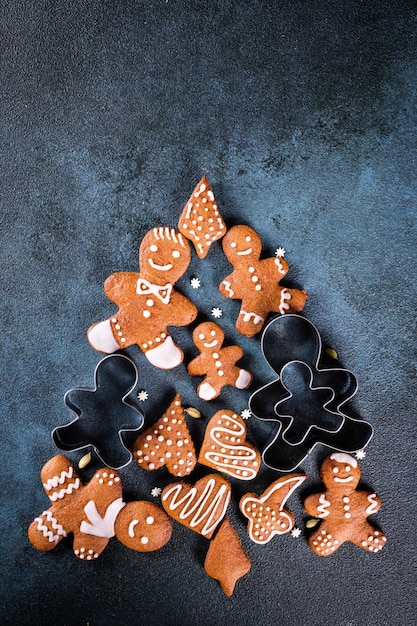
[1, 1, 416, 624]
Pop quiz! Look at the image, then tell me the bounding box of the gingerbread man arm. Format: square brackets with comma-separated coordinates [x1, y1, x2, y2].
[304, 493, 329, 518]
[168, 291, 198, 326]
[187, 354, 209, 376]
[104, 272, 139, 305]
[220, 345, 244, 363]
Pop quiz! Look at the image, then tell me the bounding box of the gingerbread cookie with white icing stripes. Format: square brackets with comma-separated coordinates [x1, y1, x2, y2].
[178, 176, 226, 258]
[87, 226, 197, 369]
[161, 474, 231, 539]
[219, 224, 307, 337]
[198, 410, 260, 480]
[133, 393, 197, 477]
[303, 452, 387, 556]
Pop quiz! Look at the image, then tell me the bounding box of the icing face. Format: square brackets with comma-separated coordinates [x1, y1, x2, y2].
[222, 225, 262, 265]
[322, 453, 360, 490]
[193, 322, 224, 352]
[139, 227, 191, 284]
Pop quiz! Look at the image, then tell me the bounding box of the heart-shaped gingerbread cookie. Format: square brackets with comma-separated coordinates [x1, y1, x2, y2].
[199, 410, 260, 480]
[133, 394, 196, 477]
[240, 474, 306, 544]
[161, 474, 231, 538]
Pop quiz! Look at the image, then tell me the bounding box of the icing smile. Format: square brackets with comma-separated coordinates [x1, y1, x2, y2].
[203, 339, 218, 348]
[237, 248, 252, 256]
[334, 476, 354, 483]
[148, 259, 174, 271]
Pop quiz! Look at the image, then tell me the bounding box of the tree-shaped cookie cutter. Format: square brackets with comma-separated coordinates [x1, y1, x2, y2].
[249, 314, 373, 472]
[52, 354, 144, 469]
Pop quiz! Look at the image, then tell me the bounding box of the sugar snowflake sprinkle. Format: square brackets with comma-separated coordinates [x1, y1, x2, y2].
[355, 449, 366, 460]
[190, 277, 201, 289]
[211, 307, 223, 319]
[240, 408, 252, 420]
[151, 487, 162, 498]
[291, 527, 301, 538]
[137, 390, 149, 402]
[275, 247, 286, 258]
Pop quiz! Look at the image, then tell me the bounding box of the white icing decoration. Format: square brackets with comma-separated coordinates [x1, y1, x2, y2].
[317, 493, 331, 518]
[128, 519, 138, 537]
[145, 336, 182, 369]
[162, 478, 230, 536]
[235, 369, 252, 389]
[237, 247, 252, 256]
[279, 288, 291, 314]
[366, 493, 379, 515]
[34, 511, 67, 543]
[203, 339, 218, 348]
[136, 278, 172, 306]
[330, 453, 357, 468]
[43, 466, 74, 491]
[240, 310, 264, 325]
[80, 498, 126, 538]
[88, 320, 120, 353]
[222, 280, 234, 297]
[203, 414, 258, 480]
[198, 382, 217, 401]
[334, 476, 354, 483]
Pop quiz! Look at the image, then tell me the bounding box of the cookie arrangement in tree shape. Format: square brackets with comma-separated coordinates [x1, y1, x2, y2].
[29, 176, 386, 596]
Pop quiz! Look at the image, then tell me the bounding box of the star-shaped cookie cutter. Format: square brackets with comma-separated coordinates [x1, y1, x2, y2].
[249, 314, 373, 472]
[52, 354, 145, 469]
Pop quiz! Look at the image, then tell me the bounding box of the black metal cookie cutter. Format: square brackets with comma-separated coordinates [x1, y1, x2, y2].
[249, 314, 373, 472]
[52, 353, 145, 469]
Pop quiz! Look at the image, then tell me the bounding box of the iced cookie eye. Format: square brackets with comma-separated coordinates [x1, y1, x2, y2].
[172, 250, 181, 258]
[199, 334, 205, 340]
[231, 242, 237, 248]
[245, 236, 251, 242]
[345, 465, 351, 472]
[333, 467, 339, 473]
[150, 244, 158, 253]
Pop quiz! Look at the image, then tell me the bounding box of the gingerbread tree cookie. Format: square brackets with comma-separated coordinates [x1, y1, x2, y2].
[178, 176, 226, 258]
[219, 224, 307, 337]
[187, 321, 252, 400]
[304, 453, 387, 556]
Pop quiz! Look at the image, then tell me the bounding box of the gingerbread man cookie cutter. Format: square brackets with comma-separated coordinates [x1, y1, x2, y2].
[52, 354, 144, 470]
[249, 314, 373, 472]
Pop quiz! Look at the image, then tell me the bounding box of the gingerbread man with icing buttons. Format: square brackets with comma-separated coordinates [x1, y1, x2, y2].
[304, 452, 387, 556]
[187, 321, 252, 400]
[88, 227, 197, 369]
[219, 225, 307, 337]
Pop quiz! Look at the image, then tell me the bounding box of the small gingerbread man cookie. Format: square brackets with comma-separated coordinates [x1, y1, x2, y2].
[187, 321, 252, 400]
[219, 225, 307, 337]
[303, 453, 387, 556]
[88, 227, 197, 369]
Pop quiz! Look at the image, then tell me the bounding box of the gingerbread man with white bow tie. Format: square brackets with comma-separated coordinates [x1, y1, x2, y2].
[88, 227, 197, 369]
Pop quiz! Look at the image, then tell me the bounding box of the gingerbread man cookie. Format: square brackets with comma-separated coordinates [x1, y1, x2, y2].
[187, 322, 252, 400]
[88, 227, 197, 369]
[219, 225, 307, 337]
[303, 453, 387, 556]
[28, 455, 172, 559]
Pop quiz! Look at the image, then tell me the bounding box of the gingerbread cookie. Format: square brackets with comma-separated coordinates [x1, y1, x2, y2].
[239, 474, 306, 544]
[114, 501, 172, 552]
[219, 225, 307, 337]
[133, 393, 197, 477]
[178, 176, 226, 258]
[87, 227, 197, 369]
[199, 410, 260, 480]
[303, 453, 387, 556]
[28, 455, 172, 559]
[161, 474, 231, 538]
[204, 516, 251, 596]
[187, 321, 252, 400]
